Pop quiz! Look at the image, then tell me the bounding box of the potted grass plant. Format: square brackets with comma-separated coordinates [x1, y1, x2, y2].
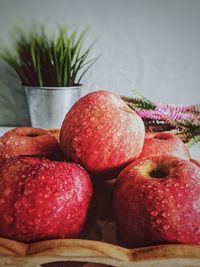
[1, 26, 99, 128]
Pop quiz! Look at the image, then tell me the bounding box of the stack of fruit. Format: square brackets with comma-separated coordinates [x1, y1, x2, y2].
[0, 91, 199, 248]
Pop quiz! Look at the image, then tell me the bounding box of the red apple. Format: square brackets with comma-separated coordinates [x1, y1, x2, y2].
[60, 91, 145, 179]
[0, 157, 92, 243]
[113, 155, 200, 247]
[0, 127, 63, 161]
[139, 132, 190, 160]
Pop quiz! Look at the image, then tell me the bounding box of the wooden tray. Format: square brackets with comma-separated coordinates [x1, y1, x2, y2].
[0, 238, 200, 267]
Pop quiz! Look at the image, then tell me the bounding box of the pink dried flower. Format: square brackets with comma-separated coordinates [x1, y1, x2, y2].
[155, 107, 194, 121]
[156, 103, 200, 113]
[137, 108, 193, 122]
[136, 110, 162, 120]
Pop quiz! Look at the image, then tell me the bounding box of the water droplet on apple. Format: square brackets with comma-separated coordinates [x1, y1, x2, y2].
[156, 218, 162, 224]
[163, 224, 170, 230]
[4, 188, 11, 196]
[147, 185, 152, 189]
[151, 211, 158, 217]
[0, 198, 6, 205]
[161, 212, 167, 218]
[161, 199, 167, 204]
[90, 117, 95, 122]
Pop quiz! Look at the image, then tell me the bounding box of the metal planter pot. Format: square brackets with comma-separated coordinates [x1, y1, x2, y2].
[24, 85, 82, 129]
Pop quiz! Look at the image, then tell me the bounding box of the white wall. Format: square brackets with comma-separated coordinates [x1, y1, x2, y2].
[0, 0, 199, 125]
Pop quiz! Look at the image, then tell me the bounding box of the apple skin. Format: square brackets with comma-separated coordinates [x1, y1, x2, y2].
[60, 91, 145, 179]
[0, 157, 92, 243]
[139, 132, 190, 160]
[113, 155, 200, 247]
[0, 127, 63, 161]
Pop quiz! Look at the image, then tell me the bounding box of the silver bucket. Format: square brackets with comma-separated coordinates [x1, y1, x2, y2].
[24, 86, 82, 129]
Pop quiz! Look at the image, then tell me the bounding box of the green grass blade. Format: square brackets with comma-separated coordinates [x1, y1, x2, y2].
[77, 55, 100, 84]
[0, 25, 98, 87]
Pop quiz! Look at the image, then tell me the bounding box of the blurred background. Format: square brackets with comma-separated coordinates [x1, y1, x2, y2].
[0, 0, 199, 126]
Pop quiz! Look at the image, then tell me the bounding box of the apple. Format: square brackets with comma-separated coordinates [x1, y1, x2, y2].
[0, 156, 92, 243]
[0, 127, 63, 161]
[60, 91, 145, 179]
[113, 155, 200, 247]
[139, 132, 190, 160]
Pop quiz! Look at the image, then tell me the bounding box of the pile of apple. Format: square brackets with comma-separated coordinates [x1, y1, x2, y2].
[0, 90, 200, 247]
